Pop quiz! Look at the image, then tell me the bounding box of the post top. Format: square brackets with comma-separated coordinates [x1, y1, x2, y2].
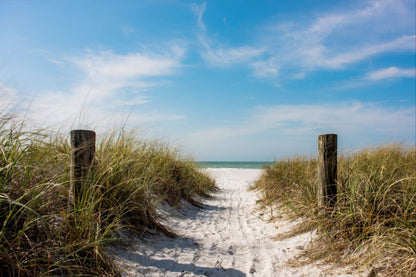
[319, 133, 337, 137]
[70, 129, 96, 134]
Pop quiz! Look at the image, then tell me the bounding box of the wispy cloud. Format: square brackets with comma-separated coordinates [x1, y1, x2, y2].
[183, 102, 415, 157]
[73, 48, 184, 79]
[3, 46, 186, 130]
[257, 0, 415, 80]
[70, 46, 184, 97]
[192, 2, 264, 67]
[251, 103, 414, 135]
[366, 66, 415, 80]
[191, 2, 206, 32]
[251, 58, 279, 79]
[198, 37, 264, 66]
[190, 0, 414, 82]
[319, 35, 415, 69]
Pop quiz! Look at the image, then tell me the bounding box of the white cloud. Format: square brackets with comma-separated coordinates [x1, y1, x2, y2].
[6, 86, 185, 132]
[192, 2, 264, 67]
[182, 102, 415, 154]
[178, 101, 415, 160]
[251, 58, 279, 78]
[320, 35, 415, 69]
[68, 45, 184, 108]
[69, 46, 184, 100]
[366, 66, 415, 80]
[192, 2, 206, 32]
[190, 0, 414, 81]
[301, 0, 405, 43]
[251, 103, 414, 135]
[199, 36, 264, 66]
[72, 48, 183, 80]
[0, 83, 19, 107]
[1, 46, 186, 131]
[259, 0, 415, 79]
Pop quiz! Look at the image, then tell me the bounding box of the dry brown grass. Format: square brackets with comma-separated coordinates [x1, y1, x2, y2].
[252, 145, 416, 276]
[0, 113, 216, 276]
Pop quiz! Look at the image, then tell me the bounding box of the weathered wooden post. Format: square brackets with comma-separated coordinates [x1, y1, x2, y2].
[70, 130, 96, 205]
[318, 134, 337, 208]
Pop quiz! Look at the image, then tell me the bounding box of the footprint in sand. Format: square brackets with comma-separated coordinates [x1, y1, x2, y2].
[112, 169, 371, 277]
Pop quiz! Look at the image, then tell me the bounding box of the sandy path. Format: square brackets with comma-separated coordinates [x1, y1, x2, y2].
[112, 169, 366, 276]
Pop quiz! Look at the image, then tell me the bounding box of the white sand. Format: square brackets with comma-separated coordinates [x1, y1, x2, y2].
[112, 169, 368, 276]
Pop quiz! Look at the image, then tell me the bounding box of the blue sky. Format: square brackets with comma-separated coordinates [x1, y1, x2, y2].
[0, 0, 415, 161]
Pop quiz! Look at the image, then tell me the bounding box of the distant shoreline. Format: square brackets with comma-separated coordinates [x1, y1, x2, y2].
[196, 161, 273, 169]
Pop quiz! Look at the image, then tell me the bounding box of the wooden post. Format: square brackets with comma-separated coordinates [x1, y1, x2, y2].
[70, 130, 96, 205]
[318, 134, 337, 208]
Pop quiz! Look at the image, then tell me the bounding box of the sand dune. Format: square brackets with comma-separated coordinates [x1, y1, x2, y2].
[112, 169, 368, 276]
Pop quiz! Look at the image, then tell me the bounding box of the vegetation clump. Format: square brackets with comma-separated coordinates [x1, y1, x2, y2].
[252, 145, 416, 276]
[0, 113, 216, 276]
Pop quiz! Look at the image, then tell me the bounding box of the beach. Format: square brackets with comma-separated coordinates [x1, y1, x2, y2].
[112, 168, 368, 276]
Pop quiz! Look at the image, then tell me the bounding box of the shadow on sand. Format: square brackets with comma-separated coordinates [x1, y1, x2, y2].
[123, 252, 246, 277]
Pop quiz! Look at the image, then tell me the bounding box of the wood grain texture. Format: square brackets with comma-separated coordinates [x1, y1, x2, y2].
[69, 130, 96, 205]
[318, 134, 337, 208]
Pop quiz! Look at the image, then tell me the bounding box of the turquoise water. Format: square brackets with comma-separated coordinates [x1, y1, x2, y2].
[196, 161, 274, 169]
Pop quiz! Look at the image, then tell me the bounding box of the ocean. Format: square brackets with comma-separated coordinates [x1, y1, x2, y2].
[196, 161, 274, 169]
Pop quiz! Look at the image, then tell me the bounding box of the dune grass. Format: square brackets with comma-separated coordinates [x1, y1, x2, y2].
[0, 113, 216, 276]
[252, 145, 416, 276]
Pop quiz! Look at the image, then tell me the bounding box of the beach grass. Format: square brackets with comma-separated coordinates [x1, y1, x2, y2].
[0, 112, 216, 276]
[251, 144, 416, 276]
